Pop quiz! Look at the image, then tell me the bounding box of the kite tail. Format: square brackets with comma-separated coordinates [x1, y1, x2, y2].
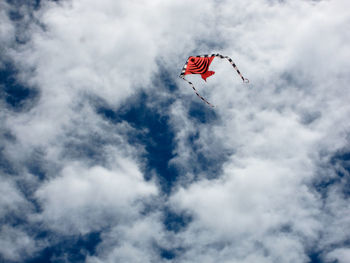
[180, 77, 215, 108]
[215, 54, 249, 83]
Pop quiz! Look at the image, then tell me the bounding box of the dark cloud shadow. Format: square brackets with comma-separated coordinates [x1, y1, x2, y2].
[96, 91, 178, 193]
[25, 232, 101, 263]
[0, 62, 39, 111]
[313, 150, 350, 199]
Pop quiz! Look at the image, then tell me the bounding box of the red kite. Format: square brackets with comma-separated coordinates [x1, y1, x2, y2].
[179, 54, 249, 107]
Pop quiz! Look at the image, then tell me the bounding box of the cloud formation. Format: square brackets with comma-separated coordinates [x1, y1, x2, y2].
[1, 0, 350, 262]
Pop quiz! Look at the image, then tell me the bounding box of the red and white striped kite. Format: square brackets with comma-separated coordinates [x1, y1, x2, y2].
[179, 54, 249, 107]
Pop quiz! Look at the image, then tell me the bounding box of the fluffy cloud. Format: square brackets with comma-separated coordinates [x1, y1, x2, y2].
[1, 0, 350, 262]
[0, 225, 38, 262]
[35, 155, 157, 235]
[0, 2, 15, 64]
[0, 179, 31, 217]
[167, 0, 350, 262]
[326, 248, 350, 263]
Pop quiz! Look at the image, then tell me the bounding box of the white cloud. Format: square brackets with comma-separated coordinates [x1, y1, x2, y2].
[167, 0, 350, 262]
[326, 248, 350, 263]
[0, 179, 33, 217]
[35, 152, 157, 235]
[0, 2, 15, 66]
[169, 157, 322, 262]
[0, 225, 38, 262]
[86, 213, 166, 263]
[1, 0, 350, 262]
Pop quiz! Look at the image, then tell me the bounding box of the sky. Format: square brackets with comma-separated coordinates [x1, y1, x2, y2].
[1, 0, 350, 262]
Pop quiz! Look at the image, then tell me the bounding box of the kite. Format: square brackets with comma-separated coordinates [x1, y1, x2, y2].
[179, 54, 249, 107]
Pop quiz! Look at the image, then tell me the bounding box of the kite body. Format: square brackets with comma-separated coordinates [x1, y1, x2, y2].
[184, 56, 216, 81]
[179, 54, 249, 107]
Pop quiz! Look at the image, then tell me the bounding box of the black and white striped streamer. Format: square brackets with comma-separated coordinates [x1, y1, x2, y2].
[179, 53, 249, 107]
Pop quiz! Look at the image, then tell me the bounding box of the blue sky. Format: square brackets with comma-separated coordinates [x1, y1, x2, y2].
[1, 0, 350, 262]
